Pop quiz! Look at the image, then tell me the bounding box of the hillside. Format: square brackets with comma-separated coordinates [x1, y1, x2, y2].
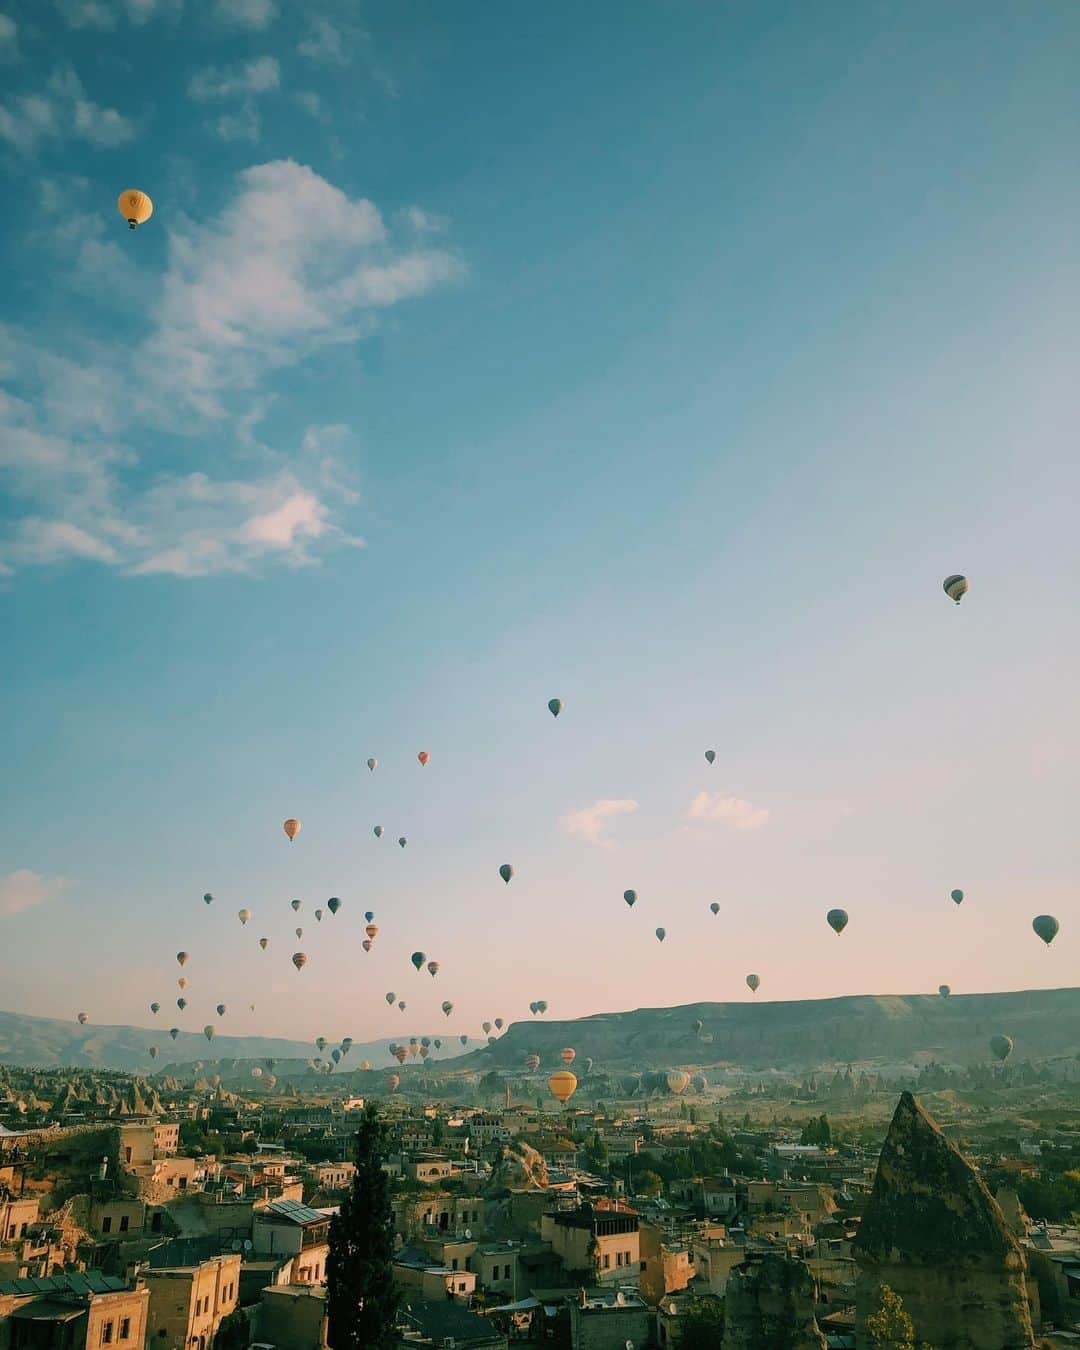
[458, 987, 1080, 1072]
[0, 1010, 395, 1073]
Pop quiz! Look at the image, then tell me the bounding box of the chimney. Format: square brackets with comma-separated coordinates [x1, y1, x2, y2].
[99, 1158, 109, 1181]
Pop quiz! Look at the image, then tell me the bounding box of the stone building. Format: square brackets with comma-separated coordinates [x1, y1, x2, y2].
[540, 1203, 640, 1288]
[141, 1252, 240, 1350]
[721, 1253, 826, 1349]
[853, 1091, 1035, 1349]
[0, 1271, 149, 1350]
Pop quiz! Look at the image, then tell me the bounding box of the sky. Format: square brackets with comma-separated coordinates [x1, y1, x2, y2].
[2, 0, 1079, 1049]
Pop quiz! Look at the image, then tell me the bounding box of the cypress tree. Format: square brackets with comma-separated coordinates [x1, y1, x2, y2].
[327, 1103, 401, 1349]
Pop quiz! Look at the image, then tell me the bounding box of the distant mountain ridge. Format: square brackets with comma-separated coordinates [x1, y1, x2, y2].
[3, 986, 1079, 1075]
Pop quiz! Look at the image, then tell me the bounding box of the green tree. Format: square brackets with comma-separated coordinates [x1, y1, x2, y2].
[212, 1310, 248, 1350]
[327, 1105, 401, 1350]
[865, 1284, 917, 1349]
[431, 1117, 445, 1146]
[676, 1298, 725, 1350]
[636, 1169, 663, 1199]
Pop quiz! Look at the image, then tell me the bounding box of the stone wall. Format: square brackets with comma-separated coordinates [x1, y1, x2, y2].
[721, 1254, 826, 1350]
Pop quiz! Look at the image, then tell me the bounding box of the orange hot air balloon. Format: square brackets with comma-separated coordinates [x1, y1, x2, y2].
[365, 924, 379, 940]
[292, 952, 308, 971]
[117, 189, 153, 229]
[548, 1070, 577, 1104]
[560, 1047, 576, 1066]
[417, 751, 430, 766]
[524, 1054, 541, 1071]
[283, 818, 301, 841]
[177, 977, 188, 990]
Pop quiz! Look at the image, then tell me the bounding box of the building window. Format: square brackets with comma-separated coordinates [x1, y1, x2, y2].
[102, 1217, 112, 1234]
[640, 1261, 647, 1271]
[625, 1250, 632, 1264]
[458, 1282, 466, 1293]
[119, 1216, 130, 1233]
[101, 1321, 114, 1344]
[602, 1254, 610, 1269]
[504, 1264, 511, 1280]
[119, 1319, 131, 1341]
[616, 1252, 623, 1267]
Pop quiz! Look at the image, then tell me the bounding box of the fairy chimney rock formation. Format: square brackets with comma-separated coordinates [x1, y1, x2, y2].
[854, 1091, 1035, 1349]
[722, 1253, 826, 1350]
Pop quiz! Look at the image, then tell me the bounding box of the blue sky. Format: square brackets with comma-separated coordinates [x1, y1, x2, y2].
[2, 0, 1079, 1049]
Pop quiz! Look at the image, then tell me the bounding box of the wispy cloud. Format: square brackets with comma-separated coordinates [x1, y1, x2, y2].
[687, 792, 770, 831]
[298, 17, 349, 66]
[215, 0, 275, 29]
[0, 64, 134, 154]
[1, 161, 461, 578]
[294, 91, 329, 122]
[187, 55, 279, 101]
[0, 869, 68, 916]
[404, 206, 446, 234]
[56, 0, 181, 26]
[0, 14, 19, 60]
[560, 799, 639, 848]
[213, 103, 262, 143]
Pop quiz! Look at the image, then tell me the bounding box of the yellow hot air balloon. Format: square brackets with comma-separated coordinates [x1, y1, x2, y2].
[548, 1070, 577, 1104]
[283, 818, 301, 841]
[117, 190, 153, 230]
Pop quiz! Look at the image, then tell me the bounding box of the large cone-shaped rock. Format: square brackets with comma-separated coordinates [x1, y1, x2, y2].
[722, 1253, 826, 1349]
[854, 1092, 1034, 1349]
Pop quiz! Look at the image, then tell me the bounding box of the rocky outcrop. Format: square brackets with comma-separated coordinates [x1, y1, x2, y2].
[486, 1141, 548, 1192]
[854, 1092, 1035, 1349]
[722, 1253, 826, 1350]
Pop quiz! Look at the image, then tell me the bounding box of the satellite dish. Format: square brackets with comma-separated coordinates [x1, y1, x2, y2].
[231, 1240, 242, 1251]
[244, 1240, 252, 1251]
[464, 1229, 472, 1239]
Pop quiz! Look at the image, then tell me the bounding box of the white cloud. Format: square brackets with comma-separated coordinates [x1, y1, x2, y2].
[294, 91, 328, 122]
[1, 162, 460, 578]
[298, 17, 349, 65]
[215, 0, 275, 28]
[187, 55, 279, 101]
[687, 793, 770, 831]
[0, 869, 68, 916]
[560, 799, 639, 848]
[0, 64, 133, 154]
[405, 206, 446, 234]
[214, 102, 261, 143]
[56, 0, 116, 27]
[0, 14, 18, 59]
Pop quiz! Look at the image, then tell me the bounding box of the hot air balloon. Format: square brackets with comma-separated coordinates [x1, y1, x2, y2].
[710, 902, 720, 916]
[203, 893, 213, 905]
[442, 1001, 453, 1017]
[826, 909, 848, 935]
[292, 952, 308, 971]
[251, 1066, 263, 1079]
[315, 909, 323, 922]
[939, 985, 951, 999]
[691, 1073, 708, 1093]
[360, 1060, 370, 1071]
[77, 1012, 88, 1025]
[216, 1004, 226, 1018]
[427, 961, 440, 978]
[433, 1040, 441, 1050]
[328, 897, 341, 916]
[374, 826, 383, 838]
[494, 1018, 504, 1031]
[394, 1047, 407, 1064]
[341, 1039, 352, 1052]
[385, 992, 396, 1005]
[746, 974, 760, 993]
[238, 909, 250, 926]
[411, 952, 426, 971]
[177, 977, 188, 990]
[943, 574, 968, 604]
[295, 927, 304, 940]
[459, 1034, 468, 1045]
[283, 818, 300, 841]
[482, 1022, 492, 1035]
[548, 698, 563, 718]
[499, 864, 514, 884]
[560, 1047, 576, 1066]
[537, 1001, 548, 1014]
[1033, 915, 1060, 946]
[529, 1002, 538, 1014]
[417, 751, 430, 766]
[259, 937, 269, 950]
[487, 1035, 496, 1046]
[264, 1074, 276, 1089]
[316, 1037, 327, 1052]
[362, 940, 373, 953]
[398, 1001, 406, 1012]
[149, 1045, 158, 1059]
[990, 1034, 1013, 1062]
[620, 1073, 640, 1096]
[950, 890, 964, 906]
[693, 1019, 703, 1035]
[623, 890, 637, 907]
[150, 1002, 160, 1015]
[419, 1045, 430, 1059]
[291, 899, 301, 912]
[332, 1049, 341, 1063]
[203, 1025, 215, 1042]
[363, 925, 378, 943]
[525, 1054, 541, 1071]
[655, 927, 666, 942]
[367, 758, 377, 771]
[177, 998, 187, 1011]
[117, 189, 153, 229]
[249, 1003, 256, 1012]
[705, 750, 716, 765]
[177, 952, 189, 967]
[386, 1074, 400, 1091]
[666, 1070, 691, 1096]
[398, 836, 407, 849]
[548, 1071, 577, 1104]
[170, 1027, 179, 1039]
[364, 911, 375, 923]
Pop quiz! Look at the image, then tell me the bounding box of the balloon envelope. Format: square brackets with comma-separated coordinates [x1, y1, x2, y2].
[77, 1012, 88, 1025]
[705, 750, 716, 764]
[655, 927, 666, 942]
[292, 952, 308, 971]
[177, 952, 189, 966]
[826, 909, 848, 935]
[374, 826, 383, 838]
[203, 893, 213, 905]
[216, 1004, 226, 1017]
[746, 974, 760, 993]
[560, 1047, 576, 1065]
[259, 938, 269, 950]
[367, 758, 377, 771]
[943, 574, 969, 603]
[548, 1071, 577, 1103]
[950, 890, 964, 906]
[990, 1034, 1013, 1062]
[427, 961, 440, 977]
[328, 897, 341, 915]
[499, 864, 514, 884]
[203, 1025, 215, 1041]
[150, 1002, 160, 1014]
[283, 818, 300, 841]
[385, 992, 395, 1004]
[417, 751, 430, 765]
[117, 189, 153, 228]
[411, 952, 426, 970]
[1033, 914, 1060, 945]
[939, 985, 951, 998]
[398, 837, 407, 848]
[548, 698, 563, 717]
[623, 890, 637, 907]
[238, 909, 250, 925]
[291, 899, 301, 912]
[710, 902, 720, 916]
